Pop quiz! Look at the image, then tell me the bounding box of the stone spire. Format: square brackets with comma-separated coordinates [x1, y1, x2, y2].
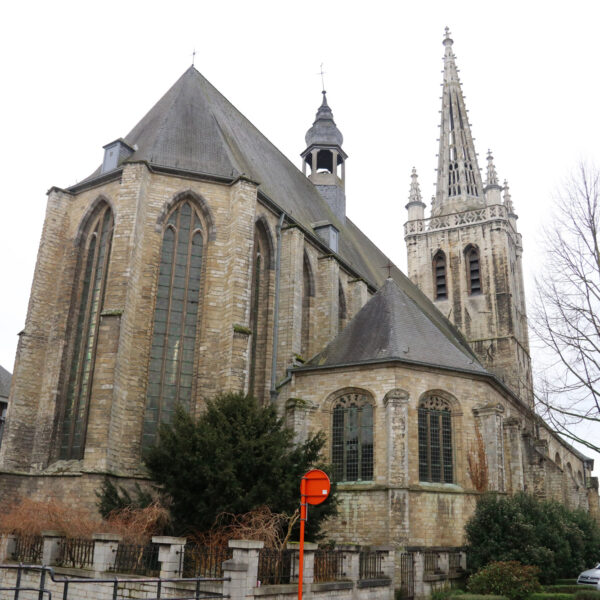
[433, 28, 485, 217]
[406, 167, 426, 221]
[484, 149, 502, 205]
[503, 180, 516, 216]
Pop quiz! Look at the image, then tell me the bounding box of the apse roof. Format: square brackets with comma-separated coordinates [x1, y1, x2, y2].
[0, 365, 12, 400]
[75, 66, 476, 359]
[304, 278, 485, 374]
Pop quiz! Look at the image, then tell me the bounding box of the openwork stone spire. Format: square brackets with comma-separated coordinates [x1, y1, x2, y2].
[406, 167, 426, 220]
[433, 28, 485, 217]
[503, 179, 515, 215]
[485, 150, 500, 187]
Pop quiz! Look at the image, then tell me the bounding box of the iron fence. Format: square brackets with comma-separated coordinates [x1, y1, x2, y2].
[257, 548, 295, 585]
[359, 549, 384, 579]
[314, 549, 345, 582]
[109, 542, 160, 576]
[399, 552, 415, 600]
[11, 534, 43, 563]
[181, 544, 233, 578]
[0, 563, 228, 600]
[449, 550, 462, 571]
[57, 537, 95, 569]
[424, 551, 441, 574]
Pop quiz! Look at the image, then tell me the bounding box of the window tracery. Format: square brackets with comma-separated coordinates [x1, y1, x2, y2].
[418, 394, 453, 483]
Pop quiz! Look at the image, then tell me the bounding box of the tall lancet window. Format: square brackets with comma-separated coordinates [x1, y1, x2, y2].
[142, 201, 204, 450]
[433, 251, 447, 300]
[301, 252, 314, 360]
[249, 221, 272, 401]
[418, 395, 453, 483]
[465, 245, 481, 295]
[60, 202, 114, 459]
[338, 280, 347, 333]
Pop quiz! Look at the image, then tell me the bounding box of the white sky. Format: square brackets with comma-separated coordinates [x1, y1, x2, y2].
[1, 0, 599, 470]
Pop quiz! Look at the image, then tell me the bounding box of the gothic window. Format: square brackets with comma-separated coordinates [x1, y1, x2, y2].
[418, 395, 453, 483]
[332, 392, 373, 482]
[60, 202, 114, 459]
[142, 201, 204, 450]
[465, 245, 481, 295]
[338, 280, 347, 333]
[433, 251, 447, 300]
[301, 252, 314, 360]
[554, 452, 562, 468]
[249, 220, 272, 401]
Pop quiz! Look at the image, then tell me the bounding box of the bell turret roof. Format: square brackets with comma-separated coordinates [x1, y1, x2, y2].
[304, 91, 344, 148]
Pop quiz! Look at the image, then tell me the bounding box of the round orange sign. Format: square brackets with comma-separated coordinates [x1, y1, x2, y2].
[301, 469, 331, 505]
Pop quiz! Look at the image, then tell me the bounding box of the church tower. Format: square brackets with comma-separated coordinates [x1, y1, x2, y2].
[405, 29, 533, 404]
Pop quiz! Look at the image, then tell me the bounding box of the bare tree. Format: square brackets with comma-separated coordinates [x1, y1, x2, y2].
[532, 162, 600, 454]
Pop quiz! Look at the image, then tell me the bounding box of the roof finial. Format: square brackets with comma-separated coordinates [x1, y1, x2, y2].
[503, 179, 515, 214]
[409, 167, 423, 204]
[318, 63, 326, 94]
[485, 149, 499, 186]
[444, 27, 453, 46]
[192, 48, 196, 67]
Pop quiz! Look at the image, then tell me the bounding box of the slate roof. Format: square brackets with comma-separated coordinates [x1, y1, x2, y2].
[75, 66, 477, 360]
[304, 278, 485, 374]
[0, 365, 12, 400]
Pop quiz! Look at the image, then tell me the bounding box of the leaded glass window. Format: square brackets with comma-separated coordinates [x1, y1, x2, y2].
[142, 201, 203, 450]
[332, 393, 373, 482]
[60, 203, 113, 459]
[418, 395, 453, 483]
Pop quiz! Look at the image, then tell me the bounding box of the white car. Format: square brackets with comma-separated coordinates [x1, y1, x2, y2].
[577, 564, 600, 586]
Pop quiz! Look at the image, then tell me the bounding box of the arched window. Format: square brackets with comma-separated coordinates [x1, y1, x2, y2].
[332, 392, 373, 482]
[60, 202, 114, 459]
[433, 251, 447, 300]
[418, 394, 453, 483]
[338, 280, 347, 333]
[142, 201, 204, 450]
[465, 245, 481, 295]
[554, 452, 562, 468]
[249, 220, 272, 401]
[301, 252, 314, 360]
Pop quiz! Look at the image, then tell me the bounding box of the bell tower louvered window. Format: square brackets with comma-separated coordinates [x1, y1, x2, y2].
[465, 245, 481, 295]
[433, 251, 447, 300]
[142, 201, 204, 450]
[418, 395, 453, 483]
[60, 203, 113, 460]
[332, 393, 373, 482]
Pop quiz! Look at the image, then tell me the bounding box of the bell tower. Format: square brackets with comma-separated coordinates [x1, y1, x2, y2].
[404, 29, 533, 405]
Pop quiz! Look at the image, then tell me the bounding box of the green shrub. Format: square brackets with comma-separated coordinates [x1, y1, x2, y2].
[557, 582, 578, 586]
[530, 594, 574, 600]
[452, 595, 508, 600]
[574, 591, 600, 600]
[543, 587, 585, 594]
[468, 561, 542, 600]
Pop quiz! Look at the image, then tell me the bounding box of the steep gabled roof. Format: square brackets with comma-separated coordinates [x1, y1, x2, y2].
[0, 365, 12, 400]
[304, 278, 486, 374]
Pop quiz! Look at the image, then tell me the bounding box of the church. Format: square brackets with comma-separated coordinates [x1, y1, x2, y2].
[0, 30, 597, 550]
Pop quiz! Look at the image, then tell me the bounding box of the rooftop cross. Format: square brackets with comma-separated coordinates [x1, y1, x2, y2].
[318, 63, 326, 93]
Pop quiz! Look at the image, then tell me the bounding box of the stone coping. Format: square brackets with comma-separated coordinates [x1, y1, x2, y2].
[357, 578, 391, 588]
[92, 533, 122, 542]
[152, 536, 186, 545]
[229, 539, 265, 549]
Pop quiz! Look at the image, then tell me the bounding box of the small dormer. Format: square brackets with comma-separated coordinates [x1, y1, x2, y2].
[312, 221, 339, 253]
[101, 138, 136, 174]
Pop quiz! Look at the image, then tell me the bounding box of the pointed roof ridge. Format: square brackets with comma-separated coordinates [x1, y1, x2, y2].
[433, 29, 485, 217]
[305, 90, 344, 147]
[305, 278, 485, 374]
[0, 364, 11, 399]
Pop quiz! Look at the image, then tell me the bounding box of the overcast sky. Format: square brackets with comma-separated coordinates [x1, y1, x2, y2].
[1, 1, 599, 467]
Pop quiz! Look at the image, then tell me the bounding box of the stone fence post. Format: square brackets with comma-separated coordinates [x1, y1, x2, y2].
[0, 534, 16, 562]
[152, 536, 187, 578]
[288, 541, 317, 584]
[42, 531, 64, 566]
[374, 546, 395, 581]
[223, 540, 264, 600]
[92, 533, 121, 573]
[338, 544, 360, 581]
[411, 550, 425, 600]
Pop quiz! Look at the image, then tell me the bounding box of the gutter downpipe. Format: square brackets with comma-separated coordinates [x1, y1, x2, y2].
[270, 212, 286, 403]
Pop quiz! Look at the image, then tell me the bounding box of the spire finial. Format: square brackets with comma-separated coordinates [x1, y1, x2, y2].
[409, 167, 423, 204]
[318, 63, 326, 94]
[192, 48, 196, 67]
[444, 27, 453, 46]
[485, 149, 499, 186]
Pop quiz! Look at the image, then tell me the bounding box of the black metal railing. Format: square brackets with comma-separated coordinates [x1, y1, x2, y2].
[399, 552, 415, 600]
[57, 537, 95, 569]
[359, 549, 384, 579]
[424, 551, 441, 574]
[109, 542, 160, 576]
[257, 548, 295, 585]
[449, 550, 462, 571]
[314, 549, 345, 582]
[12, 534, 43, 563]
[181, 544, 233, 578]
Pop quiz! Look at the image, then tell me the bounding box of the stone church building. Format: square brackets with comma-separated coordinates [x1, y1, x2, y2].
[1, 31, 597, 549]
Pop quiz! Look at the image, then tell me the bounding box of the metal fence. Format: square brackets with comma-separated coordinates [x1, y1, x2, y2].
[359, 549, 384, 580]
[109, 542, 160, 576]
[57, 537, 95, 569]
[448, 550, 462, 572]
[398, 552, 414, 600]
[313, 549, 345, 582]
[0, 563, 227, 600]
[11, 534, 43, 564]
[257, 548, 296, 585]
[424, 551, 441, 574]
[181, 544, 233, 578]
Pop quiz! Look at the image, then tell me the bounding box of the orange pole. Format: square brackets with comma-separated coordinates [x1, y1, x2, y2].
[298, 476, 307, 600]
